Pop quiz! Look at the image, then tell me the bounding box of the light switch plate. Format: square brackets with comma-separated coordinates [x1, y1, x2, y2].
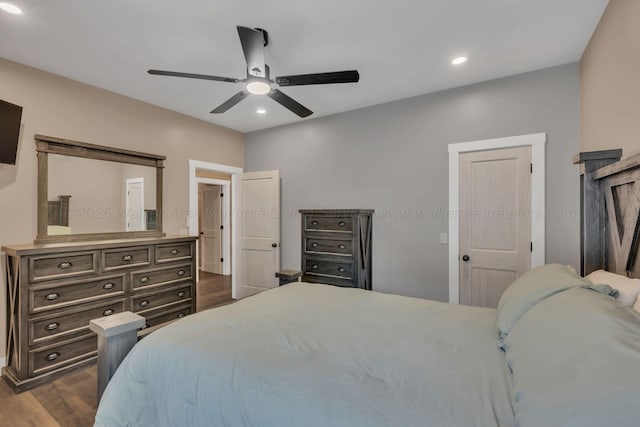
[440, 232, 448, 245]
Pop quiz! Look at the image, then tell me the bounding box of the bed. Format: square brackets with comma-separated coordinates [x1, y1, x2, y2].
[94, 150, 640, 427]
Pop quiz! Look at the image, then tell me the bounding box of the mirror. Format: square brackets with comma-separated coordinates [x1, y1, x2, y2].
[36, 135, 164, 243]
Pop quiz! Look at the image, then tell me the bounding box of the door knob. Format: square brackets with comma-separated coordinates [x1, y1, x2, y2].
[272, 243, 278, 248]
[462, 255, 470, 262]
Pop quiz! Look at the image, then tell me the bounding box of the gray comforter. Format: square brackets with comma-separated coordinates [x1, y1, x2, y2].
[95, 283, 514, 427]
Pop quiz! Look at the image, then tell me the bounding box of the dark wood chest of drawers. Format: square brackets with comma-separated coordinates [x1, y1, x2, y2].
[2, 236, 197, 392]
[299, 209, 373, 290]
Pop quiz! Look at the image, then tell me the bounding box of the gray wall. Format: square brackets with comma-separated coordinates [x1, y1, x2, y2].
[245, 63, 580, 301]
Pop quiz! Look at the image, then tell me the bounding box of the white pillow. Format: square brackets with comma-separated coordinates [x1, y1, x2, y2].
[585, 270, 640, 306]
[633, 295, 640, 314]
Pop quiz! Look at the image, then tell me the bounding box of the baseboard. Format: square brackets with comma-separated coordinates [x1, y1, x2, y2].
[0, 357, 5, 376]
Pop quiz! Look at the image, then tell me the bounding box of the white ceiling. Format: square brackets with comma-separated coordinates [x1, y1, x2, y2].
[0, 0, 608, 133]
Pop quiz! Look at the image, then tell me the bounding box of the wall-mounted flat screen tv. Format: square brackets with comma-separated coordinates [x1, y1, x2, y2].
[0, 99, 23, 165]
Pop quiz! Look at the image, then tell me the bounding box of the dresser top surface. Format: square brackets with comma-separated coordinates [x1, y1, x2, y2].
[2, 235, 197, 256]
[299, 209, 374, 214]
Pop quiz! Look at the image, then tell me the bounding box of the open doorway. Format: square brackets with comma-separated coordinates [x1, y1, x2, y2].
[193, 172, 232, 276]
[189, 160, 242, 309]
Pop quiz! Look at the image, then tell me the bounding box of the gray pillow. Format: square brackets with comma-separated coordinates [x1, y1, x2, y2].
[496, 263, 588, 346]
[503, 287, 640, 427]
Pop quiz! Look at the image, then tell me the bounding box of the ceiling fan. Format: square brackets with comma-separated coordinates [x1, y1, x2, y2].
[148, 26, 360, 118]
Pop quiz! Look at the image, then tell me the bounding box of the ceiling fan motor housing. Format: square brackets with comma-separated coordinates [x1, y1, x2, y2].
[254, 28, 269, 46]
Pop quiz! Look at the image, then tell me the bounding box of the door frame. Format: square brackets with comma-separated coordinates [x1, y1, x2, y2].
[188, 160, 243, 281]
[448, 133, 546, 304]
[197, 180, 229, 275]
[125, 177, 144, 231]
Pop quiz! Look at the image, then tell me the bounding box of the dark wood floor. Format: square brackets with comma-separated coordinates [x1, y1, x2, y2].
[0, 272, 234, 427]
[196, 270, 234, 312]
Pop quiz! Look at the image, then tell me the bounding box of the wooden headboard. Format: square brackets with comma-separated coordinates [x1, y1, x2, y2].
[47, 195, 71, 226]
[575, 150, 640, 278]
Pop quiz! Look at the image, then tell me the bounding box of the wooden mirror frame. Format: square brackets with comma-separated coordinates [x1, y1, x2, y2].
[35, 134, 165, 243]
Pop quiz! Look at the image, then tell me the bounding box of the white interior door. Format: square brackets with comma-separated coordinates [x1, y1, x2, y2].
[459, 146, 531, 308]
[233, 170, 280, 299]
[201, 185, 222, 274]
[125, 178, 144, 231]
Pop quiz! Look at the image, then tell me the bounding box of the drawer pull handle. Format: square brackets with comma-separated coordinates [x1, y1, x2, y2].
[45, 293, 60, 301]
[45, 352, 60, 362]
[170, 249, 179, 255]
[177, 291, 186, 298]
[311, 242, 318, 248]
[103, 309, 114, 316]
[139, 300, 149, 308]
[338, 221, 346, 227]
[45, 322, 59, 331]
[338, 267, 346, 272]
[177, 313, 186, 319]
[103, 282, 115, 290]
[177, 270, 186, 277]
[122, 255, 133, 262]
[338, 244, 346, 249]
[312, 264, 319, 270]
[140, 276, 150, 283]
[58, 262, 73, 270]
[311, 220, 319, 226]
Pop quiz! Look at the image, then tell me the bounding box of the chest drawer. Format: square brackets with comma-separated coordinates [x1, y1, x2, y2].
[305, 236, 353, 256]
[30, 335, 97, 377]
[30, 299, 125, 345]
[305, 216, 354, 233]
[29, 251, 97, 282]
[155, 243, 193, 263]
[131, 264, 193, 291]
[30, 275, 124, 313]
[131, 283, 192, 313]
[142, 304, 192, 330]
[304, 258, 354, 280]
[102, 247, 151, 271]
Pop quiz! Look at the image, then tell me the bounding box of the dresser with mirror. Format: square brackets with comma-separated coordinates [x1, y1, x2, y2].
[2, 135, 197, 392]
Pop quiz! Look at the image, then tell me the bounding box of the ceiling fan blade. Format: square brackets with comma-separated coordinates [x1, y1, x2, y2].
[237, 26, 266, 78]
[267, 89, 313, 118]
[148, 69, 239, 83]
[275, 70, 359, 87]
[210, 91, 250, 114]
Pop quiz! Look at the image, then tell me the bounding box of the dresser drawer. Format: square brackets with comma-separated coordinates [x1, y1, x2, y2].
[304, 258, 354, 280]
[30, 335, 97, 376]
[131, 283, 193, 313]
[102, 247, 151, 271]
[30, 275, 125, 313]
[305, 215, 354, 233]
[131, 264, 193, 291]
[30, 299, 125, 345]
[29, 251, 97, 282]
[305, 236, 353, 256]
[155, 243, 193, 263]
[143, 304, 192, 329]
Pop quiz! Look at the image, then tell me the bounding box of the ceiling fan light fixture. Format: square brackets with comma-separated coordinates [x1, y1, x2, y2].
[246, 79, 271, 95]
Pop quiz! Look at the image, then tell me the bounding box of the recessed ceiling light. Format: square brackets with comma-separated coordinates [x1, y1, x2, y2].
[256, 108, 267, 114]
[451, 56, 468, 66]
[0, 2, 22, 15]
